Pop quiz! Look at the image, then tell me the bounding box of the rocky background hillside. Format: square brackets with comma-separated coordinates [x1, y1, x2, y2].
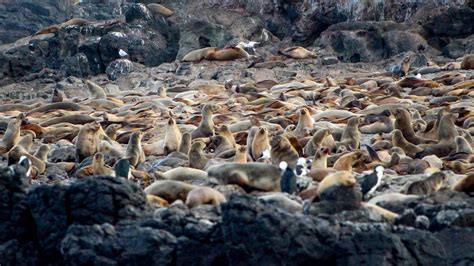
[0, 0, 474, 265]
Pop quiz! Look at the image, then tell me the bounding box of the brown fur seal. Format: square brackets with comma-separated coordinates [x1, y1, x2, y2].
[333, 151, 363, 172]
[317, 171, 357, 197]
[144, 180, 196, 203]
[400, 55, 411, 76]
[461, 54, 474, 70]
[279, 46, 317, 59]
[178, 132, 191, 155]
[293, 108, 313, 138]
[92, 153, 115, 176]
[104, 124, 120, 141]
[163, 116, 182, 155]
[146, 3, 174, 17]
[251, 126, 271, 160]
[124, 131, 145, 168]
[85, 80, 107, 100]
[191, 104, 216, 139]
[453, 173, 474, 194]
[258, 193, 303, 213]
[162, 167, 207, 182]
[392, 129, 423, 157]
[40, 114, 99, 127]
[234, 145, 248, 163]
[393, 108, 433, 144]
[51, 88, 66, 103]
[188, 141, 208, 170]
[26, 102, 82, 116]
[182, 47, 218, 62]
[338, 117, 361, 150]
[216, 124, 236, 148]
[303, 128, 331, 156]
[185, 187, 226, 208]
[270, 135, 299, 169]
[455, 136, 473, 154]
[0, 117, 21, 154]
[208, 135, 233, 157]
[146, 195, 169, 207]
[406, 172, 448, 195]
[207, 162, 281, 191]
[205, 47, 249, 61]
[75, 121, 102, 163]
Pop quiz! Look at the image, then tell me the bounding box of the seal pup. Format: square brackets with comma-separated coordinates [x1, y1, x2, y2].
[92, 153, 115, 176]
[185, 187, 226, 208]
[405, 172, 448, 195]
[234, 145, 248, 163]
[163, 115, 182, 155]
[191, 104, 216, 139]
[252, 127, 272, 159]
[279, 161, 297, 194]
[124, 131, 145, 168]
[357, 165, 384, 199]
[270, 135, 299, 169]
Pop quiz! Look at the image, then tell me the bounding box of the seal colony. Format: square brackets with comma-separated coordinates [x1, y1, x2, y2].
[1, 10, 474, 215]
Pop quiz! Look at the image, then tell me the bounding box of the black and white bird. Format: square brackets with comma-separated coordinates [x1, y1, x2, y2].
[10, 155, 32, 178]
[295, 157, 310, 176]
[358, 165, 384, 199]
[279, 161, 297, 194]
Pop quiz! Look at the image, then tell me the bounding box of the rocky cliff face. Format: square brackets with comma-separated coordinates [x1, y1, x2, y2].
[0, 0, 472, 86]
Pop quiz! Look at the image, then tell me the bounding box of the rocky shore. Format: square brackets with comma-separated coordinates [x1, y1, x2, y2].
[0, 0, 473, 265]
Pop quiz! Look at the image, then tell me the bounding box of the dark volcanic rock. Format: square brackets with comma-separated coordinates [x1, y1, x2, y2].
[61, 223, 177, 265]
[0, 162, 34, 243]
[27, 184, 68, 257]
[66, 176, 148, 225]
